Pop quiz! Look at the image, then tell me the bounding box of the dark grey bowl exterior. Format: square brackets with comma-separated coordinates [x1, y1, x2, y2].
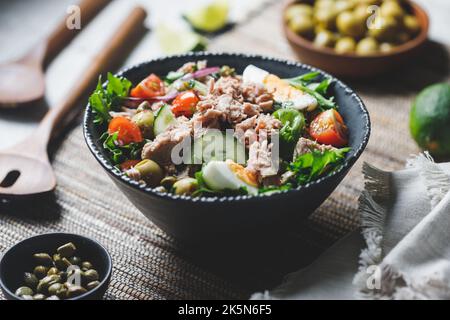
[0, 233, 112, 300]
[83, 53, 370, 243]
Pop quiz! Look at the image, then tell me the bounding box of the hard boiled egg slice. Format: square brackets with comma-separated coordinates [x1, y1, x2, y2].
[242, 65, 318, 111]
[202, 160, 259, 195]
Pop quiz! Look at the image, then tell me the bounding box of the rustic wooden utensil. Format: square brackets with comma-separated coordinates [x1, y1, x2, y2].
[0, 0, 111, 107]
[0, 6, 147, 197]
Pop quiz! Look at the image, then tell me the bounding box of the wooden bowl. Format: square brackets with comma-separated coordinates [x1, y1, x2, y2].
[283, 0, 429, 78]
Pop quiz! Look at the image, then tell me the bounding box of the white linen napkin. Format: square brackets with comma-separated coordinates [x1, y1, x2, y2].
[251, 153, 450, 300]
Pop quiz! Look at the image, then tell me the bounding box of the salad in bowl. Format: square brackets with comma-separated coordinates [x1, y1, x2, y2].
[88, 60, 351, 197]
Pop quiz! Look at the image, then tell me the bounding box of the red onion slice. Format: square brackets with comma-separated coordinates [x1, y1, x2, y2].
[181, 66, 220, 81]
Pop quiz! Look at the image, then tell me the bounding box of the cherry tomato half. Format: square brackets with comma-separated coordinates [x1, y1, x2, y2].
[309, 109, 348, 147]
[171, 91, 199, 117]
[108, 117, 143, 145]
[130, 74, 165, 99]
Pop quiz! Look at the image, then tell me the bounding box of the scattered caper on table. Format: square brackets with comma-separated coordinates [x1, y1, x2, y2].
[285, 0, 422, 56]
[14, 242, 101, 300]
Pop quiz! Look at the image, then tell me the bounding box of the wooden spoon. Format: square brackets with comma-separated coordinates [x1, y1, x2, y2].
[0, 6, 147, 197]
[0, 0, 111, 107]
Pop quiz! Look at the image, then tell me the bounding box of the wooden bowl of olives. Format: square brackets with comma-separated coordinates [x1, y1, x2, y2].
[0, 233, 112, 300]
[283, 0, 429, 78]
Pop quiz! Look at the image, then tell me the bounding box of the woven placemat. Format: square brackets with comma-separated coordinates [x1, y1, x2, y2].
[1, 1, 449, 300]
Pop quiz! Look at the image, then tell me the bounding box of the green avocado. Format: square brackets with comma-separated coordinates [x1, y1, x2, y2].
[410, 83, 450, 156]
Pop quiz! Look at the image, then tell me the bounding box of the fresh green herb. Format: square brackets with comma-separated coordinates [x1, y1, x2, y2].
[287, 72, 336, 110]
[100, 132, 144, 165]
[89, 73, 132, 124]
[273, 108, 306, 159]
[288, 148, 351, 185]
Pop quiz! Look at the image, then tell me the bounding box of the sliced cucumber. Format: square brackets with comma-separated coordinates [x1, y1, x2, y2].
[154, 104, 177, 136]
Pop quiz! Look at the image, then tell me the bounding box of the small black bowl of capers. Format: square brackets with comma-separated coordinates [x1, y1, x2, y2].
[0, 233, 112, 300]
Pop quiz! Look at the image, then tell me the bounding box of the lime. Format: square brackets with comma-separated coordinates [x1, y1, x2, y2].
[410, 83, 450, 156]
[184, 0, 229, 33]
[156, 24, 207, 55]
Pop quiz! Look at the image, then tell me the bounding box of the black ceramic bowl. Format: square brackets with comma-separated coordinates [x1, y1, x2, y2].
[0, 233, 112, 300]
[83, 52, 370, 243]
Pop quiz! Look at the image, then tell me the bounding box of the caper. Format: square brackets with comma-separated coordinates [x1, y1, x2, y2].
[69, 256, 81, 266]
[86, 281, 101, 291]
[33, 294, 46, 300]
[173, 177, 199, 195]
[21, 295, 34, 300]
[37, 275, 61, 294]
[132, 110, 154, 139]
[81, 261, 93, 271]
[314, 30, 336, 48]
[58, 271, 68, 282]
[336, 11, 365, 38]
[220, 65, 235, 77]
[285, 4, 313, 22]
[83, 269, 99, 283]
[24, 272, 39, 289]
[335, 37, 356, 54]
[33, 265, 49, 279]
[47, 267, 59, 276]
[403, 15, 420, 36]
[46, 295, 60, 300]
[160, 176, 178, 189]
[134, 159, 164, 187]
[356, 37, 379, 55]
[136, 101, 151, 113]
[33, 253, 53, 266]
[380, 0, 404, 21]
[15, 286, 34, 297]
[66, 285, 87, 298]
[57, 242, 77, 258]
[48, 283, 64, 296]
[288, 15, 315, 38]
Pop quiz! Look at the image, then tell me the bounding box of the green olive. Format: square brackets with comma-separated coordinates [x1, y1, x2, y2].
[15, 286, 34, 297]
[33, 265, 49, 279]
[134, 159, 164, 187]
[86, 281, 100, 291]
[380, 42, 395, 53]
[356, 37, 379, 55]
[33, 253, 53, 266]
[403, 15, 420, 36]
[83, 269, 99, 283]
[68, 256, 81, 266]
[132, 110, 154, 139]
[21, 295, 34, 300]
[81, 261, 93, 271]
[47, 267, 59, 276]
[173, 178, 198, 195]
[33, 294, 46, 300]
[24, 272, 39, 289]
[368, 15, 398, 42]
[335, 0, 356, 14]
[66, 285, 87, 298]
[314, 30, 336, 48]
[335, 37, 357, 54]
[336, 11, 366, 38]
[380, 0, 404, 21]
[285, 4, 313, 22]
[37, 275, 61, 294]
[58, 271, 68, 282]
[288, 15, 315, 38]
[314, 7, 338, 30]
[160, 176, 178, 189]
[48, 283, 64, 296]
[46, 295, 60, 300]
[353, 4, 370, 21]
[57, 242, 77, 258]
[315, 0, 335, 10]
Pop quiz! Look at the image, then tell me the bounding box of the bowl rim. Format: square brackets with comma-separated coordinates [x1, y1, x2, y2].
[0, 232, 112, 300]
[283, 0, 430, 59]
[83, 52, 371, 203]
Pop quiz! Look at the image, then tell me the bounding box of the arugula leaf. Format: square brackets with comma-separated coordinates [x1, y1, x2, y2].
[288, 148, 351, 185]
[290, 81, 336, 110]
[100, 132, 144, 165]
[273, 108, 306, 159]
[89, 73, 132, 124]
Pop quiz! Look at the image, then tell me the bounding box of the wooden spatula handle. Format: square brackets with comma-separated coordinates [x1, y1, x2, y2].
[38, 6, 147, 145]
[44, 0, 111, 65]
